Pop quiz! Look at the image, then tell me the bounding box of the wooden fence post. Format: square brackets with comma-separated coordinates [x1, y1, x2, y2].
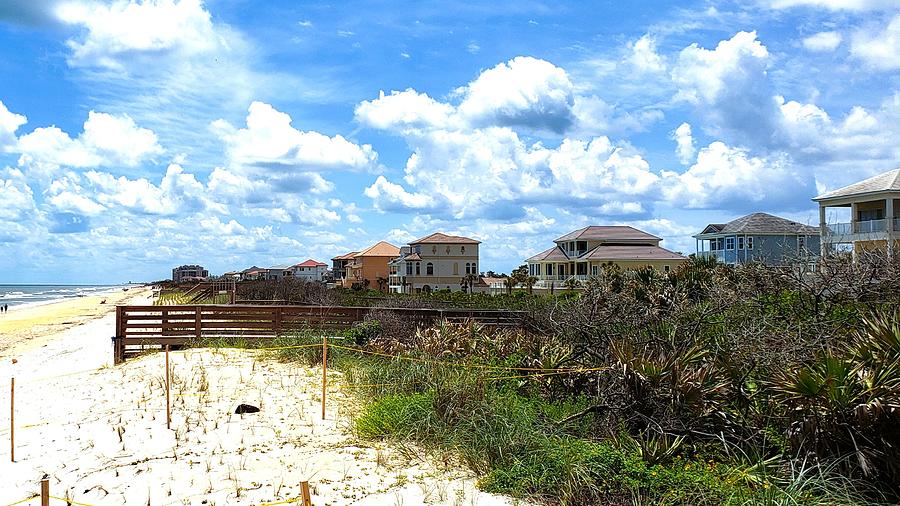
[195, 306, 202, 340]
[9, 375, 14, 462]
[40, 478, 49, 506]
[321, 336, 327, 420]
[301, 481, 312, 506]
[165, 345, 171, 430]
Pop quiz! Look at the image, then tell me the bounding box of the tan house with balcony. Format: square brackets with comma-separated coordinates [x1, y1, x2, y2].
[389, 233, 481, 293]
[343, 241, 400, 292]
[813, 168, 900, 259]
[526, 226, 687, 289]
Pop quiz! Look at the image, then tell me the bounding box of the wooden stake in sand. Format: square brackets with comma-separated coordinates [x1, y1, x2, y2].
[165, 345, 171, 430]
[10, 357, 16, 463]
[301, 481, 312, 506]
[321, 336, 327, 421]
[40, 478, 49, 506]
[9, 376, 14, 462]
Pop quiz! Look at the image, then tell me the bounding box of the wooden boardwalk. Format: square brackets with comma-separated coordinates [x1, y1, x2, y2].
[113, 305, 529, 363]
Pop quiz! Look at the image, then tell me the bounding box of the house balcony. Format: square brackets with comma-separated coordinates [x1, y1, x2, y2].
[822, 219, 900, 243]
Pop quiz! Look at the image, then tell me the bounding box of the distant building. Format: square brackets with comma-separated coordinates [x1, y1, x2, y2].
[389, 232, 481, 294]
[813, 168, 899, 259]
[172, 264, 208, 283]
[694, 213, 820, 265]
[240, 266, 266, 281]
[344, 241, 401, 292]
[292, 259, 328, 282]
[331, 252, 359, 283]
[526, 226, 686, 290]
[480, 276, 507, 295]
[265, 265, 294, 280]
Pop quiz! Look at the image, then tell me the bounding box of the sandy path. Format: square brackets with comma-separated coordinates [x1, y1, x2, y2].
[0, 298, 527, 505]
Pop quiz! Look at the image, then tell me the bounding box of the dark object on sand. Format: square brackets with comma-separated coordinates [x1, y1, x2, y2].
[234, 404, 260, 414]
[100, 299, 107, 304]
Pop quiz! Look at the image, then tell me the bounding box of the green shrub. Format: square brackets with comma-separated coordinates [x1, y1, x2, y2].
[346, 319, 382, 345]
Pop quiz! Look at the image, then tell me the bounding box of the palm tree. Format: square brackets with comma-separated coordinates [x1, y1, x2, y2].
[504, 276, 518, 295]
[525, 276, 538, 294]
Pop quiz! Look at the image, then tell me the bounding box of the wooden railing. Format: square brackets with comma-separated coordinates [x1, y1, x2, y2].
[113, 305, 529, 364]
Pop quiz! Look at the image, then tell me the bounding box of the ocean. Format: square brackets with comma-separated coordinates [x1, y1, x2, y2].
[0, 284, 129, 310]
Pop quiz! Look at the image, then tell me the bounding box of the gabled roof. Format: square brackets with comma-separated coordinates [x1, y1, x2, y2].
[585, 244, 686, 261]
[331, 252, 359, 261]
[554, 226, 661, 243]
[355, 241, 400, 257]
[410, 232, 480, 245]
[241, 265, 264, 274]
[267, 264, 292, 270]
[695, 213, 819, 237]
[480, 276, 506, 285]
[814, 168, 900, 201]
[526, 246, 570, 262]
[294, 259, 327, 268]
[700, 224, 726, 234]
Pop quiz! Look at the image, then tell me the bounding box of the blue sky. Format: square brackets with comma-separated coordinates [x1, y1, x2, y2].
[0, 0, 897, 284]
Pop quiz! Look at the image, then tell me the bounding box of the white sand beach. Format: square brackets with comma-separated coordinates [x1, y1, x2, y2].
[0, 295, 527, 505]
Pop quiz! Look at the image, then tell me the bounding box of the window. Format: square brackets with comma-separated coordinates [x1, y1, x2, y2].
[664, 265, 670, 272]
[426, 262, 434, 275]
[461, 246, 466, 254]
[738, 237, 744, 250]
[471, 263, 477, 274]
[591, 265, 598, 276]
[726, 237, 735, 250]
[415, 262, 421, 275]
[546, 264, 554, 276]
[746, 237, 754, 250]
[453, 262, 459, 275]
[406, 262, 412, 275]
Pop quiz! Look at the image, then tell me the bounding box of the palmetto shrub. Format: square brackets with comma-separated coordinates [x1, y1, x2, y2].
[772, 308, 900, 488]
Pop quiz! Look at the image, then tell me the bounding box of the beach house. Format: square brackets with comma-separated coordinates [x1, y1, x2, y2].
[330, 252, 358, 284]
[813, 168, 900, 259]
[172, 264, 209, 283]
[388, 233, 481, 294]
[265, 265, 294, 280]
[343, 241, 401, 292]
[292, 259, 328, 282]
[526, 226, 686, 290]
[693, 213, 820, 266]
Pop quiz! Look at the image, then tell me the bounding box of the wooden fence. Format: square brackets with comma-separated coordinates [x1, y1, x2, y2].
[113, 305, 529, 364]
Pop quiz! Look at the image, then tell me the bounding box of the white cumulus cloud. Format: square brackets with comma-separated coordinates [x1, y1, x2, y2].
[802, 31, 843, 51]
[0, 100, 27, 151]
[851, 14, 900, 71]
[58, 0, 222, 69]
[16, 110, 162, 170]
[672, 122, 695, 165]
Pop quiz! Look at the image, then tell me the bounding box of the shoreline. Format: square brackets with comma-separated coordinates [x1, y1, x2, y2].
[0, 286, 153, 358]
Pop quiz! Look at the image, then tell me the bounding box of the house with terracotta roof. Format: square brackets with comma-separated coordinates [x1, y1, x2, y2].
[813, 168, 900, 259]
[526, 226, 686, 289]
[239, 266, 267, 281]
[292, 259, 328, 282]
[389, 232, 481, 293]
[693, 213, 820, 265]
[330, 251, 358, 283]
[343, 241, 401, 292]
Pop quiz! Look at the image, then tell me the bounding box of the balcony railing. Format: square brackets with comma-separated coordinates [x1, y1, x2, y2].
[825, 219, 899, 236]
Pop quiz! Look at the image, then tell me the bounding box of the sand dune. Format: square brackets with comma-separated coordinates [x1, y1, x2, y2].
[0, 293, 526, 505]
